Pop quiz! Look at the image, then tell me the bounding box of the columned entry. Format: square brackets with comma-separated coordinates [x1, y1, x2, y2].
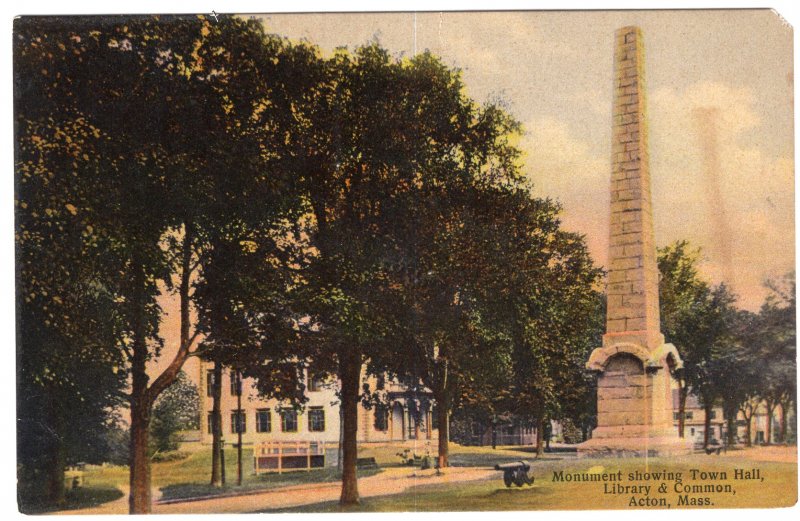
[391, 402, 405, 441]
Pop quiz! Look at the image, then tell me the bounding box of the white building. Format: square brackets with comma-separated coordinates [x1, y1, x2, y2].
[197, 361, 439, 449]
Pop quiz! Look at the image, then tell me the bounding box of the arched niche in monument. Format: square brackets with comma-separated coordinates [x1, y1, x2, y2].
[604, 352, 644, 376]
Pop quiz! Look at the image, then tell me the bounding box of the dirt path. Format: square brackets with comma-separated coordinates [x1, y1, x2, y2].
[57, 466, 496, 514]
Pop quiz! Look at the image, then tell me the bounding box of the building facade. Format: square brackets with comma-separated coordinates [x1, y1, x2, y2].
[197, 361, 438, 447]
[671, 390, 787, 445]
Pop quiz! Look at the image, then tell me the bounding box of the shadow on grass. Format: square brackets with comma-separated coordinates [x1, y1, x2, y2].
[449, 452, 565, 468]
[159, 467, 382, 502]
[487, 485, 545, 498]
[19, 486, 124, 514]
[504, 446, 577, 454]
[262, 484, 546, 513]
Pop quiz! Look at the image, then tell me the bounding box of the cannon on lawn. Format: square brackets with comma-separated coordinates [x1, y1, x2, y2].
[494, 460, 534, 487]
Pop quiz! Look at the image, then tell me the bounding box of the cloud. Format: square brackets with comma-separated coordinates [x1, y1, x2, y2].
[519, 81, 793, 311]
[522, 118, 610, 263]
[648, 81, 794, 309]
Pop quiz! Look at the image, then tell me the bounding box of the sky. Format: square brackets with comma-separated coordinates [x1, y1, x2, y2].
[248, 10, 794, 312]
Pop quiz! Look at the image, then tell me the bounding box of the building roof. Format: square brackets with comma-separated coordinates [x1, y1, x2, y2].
[671, 389, 702, 410]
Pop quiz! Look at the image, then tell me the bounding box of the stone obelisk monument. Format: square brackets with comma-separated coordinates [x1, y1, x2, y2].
[578, 27, 690, 457]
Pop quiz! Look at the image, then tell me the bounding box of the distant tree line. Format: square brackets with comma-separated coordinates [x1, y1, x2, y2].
[659, 242, 795, 448]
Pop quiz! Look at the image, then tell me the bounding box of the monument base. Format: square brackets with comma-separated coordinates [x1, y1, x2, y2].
[577, 433, 693, 458]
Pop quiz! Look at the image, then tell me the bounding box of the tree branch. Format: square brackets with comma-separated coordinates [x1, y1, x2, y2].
[146, 330, 200, 405]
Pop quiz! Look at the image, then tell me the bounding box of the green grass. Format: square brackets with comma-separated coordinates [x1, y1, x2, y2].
[159, 466, 381, 501]
[75, 442, 512, 506]
[268, 454, 798, 512]
[356, 442, 549, 469]
[79, 447, 382, 503]
[19, 486, 125, 514]
[60, 445, 800, 512]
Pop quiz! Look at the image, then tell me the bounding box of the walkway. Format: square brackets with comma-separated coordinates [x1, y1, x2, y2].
[58, 466, 496, 514]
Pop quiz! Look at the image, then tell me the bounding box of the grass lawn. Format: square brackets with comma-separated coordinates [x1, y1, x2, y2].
[356, 442, 549, 468]
[69, 444, 799, 512]
[73, 442, 541, 507]
[79, 446, 382, 503]
[273, 451, 798, 512]
[20, 486, 125, 514]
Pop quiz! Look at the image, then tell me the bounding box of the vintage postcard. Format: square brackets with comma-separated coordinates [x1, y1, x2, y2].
[13, 9, 797, 514]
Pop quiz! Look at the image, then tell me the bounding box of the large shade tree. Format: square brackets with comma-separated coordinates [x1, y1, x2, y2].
[658, 241, 730, 442]
[14, 15, 304, 513]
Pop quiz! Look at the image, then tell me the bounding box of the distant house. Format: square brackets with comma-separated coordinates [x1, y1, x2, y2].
[197, 361, 438, 453]
[671, 390, 784, 445]
[671, 390, 725, 444]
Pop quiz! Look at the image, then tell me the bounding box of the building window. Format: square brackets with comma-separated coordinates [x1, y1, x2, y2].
[230, 372, 242, 396]
[207, 412, 214, 434]
[708, 410, 717, 420]
[206, 370, 215, 397]
[281, 410, 298, 432]
[674, 411, 694, 421]
[256, 409, 272, 433]
[231, 411, 246, 434]
[307, 372, 325, 392]
[374, 405, 388, 431]
[309, 407, 325, 432]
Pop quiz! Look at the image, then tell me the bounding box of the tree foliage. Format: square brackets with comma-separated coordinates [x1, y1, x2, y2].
[151, 371, 200, 453]
[659, 242, 795, 447]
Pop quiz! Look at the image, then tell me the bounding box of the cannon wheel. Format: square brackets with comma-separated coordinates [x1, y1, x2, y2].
[503, 470, 514, 487]
[522, 470, 534, 485]
[513, 470, 526, 487]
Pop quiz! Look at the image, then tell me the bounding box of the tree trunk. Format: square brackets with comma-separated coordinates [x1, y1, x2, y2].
[765, 401, 774, 445]
[339, 353, 361, 506]
[237, 373, 243, 487]
[778, 402, 787, 443]
[129, 399, 152, 514]
[544, 417, 551, 451]
[337, 404, 344, 473]
[210, 360, 224, 487]
[678, 382, 688, 438]
[536, 411, 545, 457]
[129, 263, 152, 514]
[128, 225, 197, 514]
[703, 402, 712, 449]
[44, 400, 66, 507]
[436, 401, 449, 469]
[45, 444, 66, 507]
[745, 414, 752, 447]
[725, 406, 737, 447]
